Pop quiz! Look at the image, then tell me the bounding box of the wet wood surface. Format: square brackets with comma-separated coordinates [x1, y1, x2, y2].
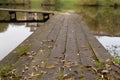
[0, 12, 120, 80]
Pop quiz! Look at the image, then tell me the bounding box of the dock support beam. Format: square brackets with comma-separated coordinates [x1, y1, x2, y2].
[9, 11, 17, 21]
[42, 13, 50, 22]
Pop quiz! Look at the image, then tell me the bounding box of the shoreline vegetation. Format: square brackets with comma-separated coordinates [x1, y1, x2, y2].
[1, 3, 120, 9]
[76, 3, 120, 8]
[1, 0, 120, 8]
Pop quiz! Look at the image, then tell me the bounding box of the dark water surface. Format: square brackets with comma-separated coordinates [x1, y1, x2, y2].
[77, 7, 120, 57]
[0, 4, 40, 60]
[0, 23, 33, 60]
[0, 2, 120, 60]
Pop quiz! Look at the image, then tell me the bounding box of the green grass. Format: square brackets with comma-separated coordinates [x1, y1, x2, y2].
[57, 0, 75, 11]
[114, 56, 120, 64]
[16, 45, 30, 56]
[0, 66, 11, 77]
[57, 73, 64, 79]
[96, 61, 104, 69]
[0, 66, 21, 79]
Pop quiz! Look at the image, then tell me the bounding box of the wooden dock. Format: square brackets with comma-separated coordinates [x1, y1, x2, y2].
[0, 8, 55, 14]
[0, 12, 120, 80]
[0, 8, 55, 22]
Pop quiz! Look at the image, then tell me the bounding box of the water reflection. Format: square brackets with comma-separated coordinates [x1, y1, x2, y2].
[76, 7, 120, 57]
[1, 1, 120, 58]
[0, 23, 34, 60]
[0, 1, 48, 60]
[76, 7, 120, 36]
[96, 36, 120, 57]
[0, 23, 8, 32]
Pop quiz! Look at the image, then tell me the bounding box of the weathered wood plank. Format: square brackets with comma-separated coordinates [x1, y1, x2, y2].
[0, 8, 55, 14]
[63, 14, 82, 80]
[42, 14, 68, 80]
[10, 14, 63, 77]
[80, 21, 112, 62]
[74, 15, 97, 80]
[0, 14, 57, 68]
[1, 12, 120, 80]
[78, 16, 120, 79]
[20, 14, 65, 80]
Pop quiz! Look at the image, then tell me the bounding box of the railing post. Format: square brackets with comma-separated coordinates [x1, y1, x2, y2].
[9, 11, 17, 21]
[42, 13, 50, 22]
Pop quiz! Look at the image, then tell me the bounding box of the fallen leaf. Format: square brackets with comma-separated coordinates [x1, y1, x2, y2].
[54, 62, 59, 64]
[105, 64, 111, 70]
[85, 65, 98, 73]
[29, 72, 40, 77]
[41, 61, 45, 67]
[81, 46, 88, 50]
[77, 53, 80, 56]
[30, 72, 36, 77]
[48, 46, 53, 49]
[36, 64, 41, 68]
[42, 40, 48, 42]
[33, 66, 38, 71]
[47, 40, 54, 42]
[24, 64, 29, 70]
[41, 71, 47, 74]
[28, 55, 33, 58]
[101, 70, 109, 74]
[11, 69, 16, 74]
[22, 69, 25, 74]
[91, 67, 98, 73]
[85, 65, 92, 68]
[63, 74, 75, 80]
[65, 77, 74, 80]
[46, 65, 56, 69]
[63, 63, 71, 68]
[72, 63, 79, 67]
[40, 42, 43, 45]
[40, 49, 43, 52]
[105, 58, 111, 62]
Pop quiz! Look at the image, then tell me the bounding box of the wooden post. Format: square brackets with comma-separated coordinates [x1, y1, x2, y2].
[26, 12, 37, 20]
[9, 11, 17, 21]
[42, 13, 50, 22]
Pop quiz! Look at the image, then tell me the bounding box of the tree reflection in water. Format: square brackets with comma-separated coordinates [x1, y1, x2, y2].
[106, 45, 120, 57]
[75, 7, 120, 36]
[96, 36, 120, 57]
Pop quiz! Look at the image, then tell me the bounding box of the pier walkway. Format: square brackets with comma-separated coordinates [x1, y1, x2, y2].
[0, 8, 55, 22]
[0, 8, 55, 14]
[0, 12, 120, 80]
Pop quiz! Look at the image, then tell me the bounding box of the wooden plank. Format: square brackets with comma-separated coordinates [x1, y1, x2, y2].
[42, 14, 68, 80]
[77, 16, 120, 79]
[80, 21, 112, 63]
[1, 13, 120, 80]
[0, 8, 55, 14]
[74, 15, 97, 80]
[0, 14, 58, 68]
[63, 14, 83, 80]
[0, 20, 45, 23]
[21, 14, 64, 80]
[9, 14, 63, 77]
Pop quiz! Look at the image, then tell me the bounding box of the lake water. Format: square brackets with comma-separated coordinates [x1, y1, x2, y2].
[77, 7, 120, 57]
[0, 4, 41, 60]
[0, 1, 120, 60]
[0, 23, 33, 60]
[96, 36, 120, 57]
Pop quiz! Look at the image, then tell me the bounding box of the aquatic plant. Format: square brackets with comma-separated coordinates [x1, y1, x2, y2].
[16, 45, 30, 56]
